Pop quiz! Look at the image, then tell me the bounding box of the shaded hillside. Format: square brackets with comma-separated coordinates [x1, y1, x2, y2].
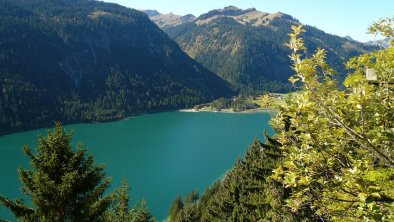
[146, 6, 377, 95]
[0, 0, 233, 135]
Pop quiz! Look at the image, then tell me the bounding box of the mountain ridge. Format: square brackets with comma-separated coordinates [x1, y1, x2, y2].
[195, 6, 294, 27]
[144, 6, 377, 94]
[144, 10, 196, 29]
[366, 37, 393, 48]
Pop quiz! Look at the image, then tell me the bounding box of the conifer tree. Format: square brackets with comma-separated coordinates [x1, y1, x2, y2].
[0, 123, 113, 221]
[172, 191, 200, 222]
[134, 200, 156, 222]
[184, 190, 199, 205]
[105, 177, 136, 222]
[169, 194, 184, 221]
[175, 204, 200, 222]
[190, 135, 287, 222]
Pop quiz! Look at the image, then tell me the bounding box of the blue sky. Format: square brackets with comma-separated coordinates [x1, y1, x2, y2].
[104, 0, 393, 42]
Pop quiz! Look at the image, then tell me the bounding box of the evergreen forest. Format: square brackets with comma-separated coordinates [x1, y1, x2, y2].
[0, 0, 232, 135]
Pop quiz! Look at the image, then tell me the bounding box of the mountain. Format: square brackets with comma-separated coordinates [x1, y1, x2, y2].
[146, 6, 377, 94]
[144, 11, 196, 29]
[344, 35, 357, 42]
[366, 37, 393, 48]
[143, 9, 161, 17]
[0, 0, 233, 135]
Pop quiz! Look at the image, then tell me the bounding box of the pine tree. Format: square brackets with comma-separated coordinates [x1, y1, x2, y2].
[196, 136, 286, 222]
[105, 177, 136, 222]
[169, 194, 184, 221]
[171, 191, 200, 222]
[184, 190, 199, 205]
[0, 123, 113, 221]
[134, 200, 155, 222]
[175, 204, 200, 222]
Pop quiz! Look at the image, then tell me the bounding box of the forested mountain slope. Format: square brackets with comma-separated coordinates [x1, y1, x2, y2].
[0, 0, 232, 135]
[146, 6, 377, 94]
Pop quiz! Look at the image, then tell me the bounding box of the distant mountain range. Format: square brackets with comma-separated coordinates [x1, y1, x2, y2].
[0, 0, 232, 135]
[143, 10, 196, 29]
[365, 37, 393, 49]
[144, 6, 377, 94]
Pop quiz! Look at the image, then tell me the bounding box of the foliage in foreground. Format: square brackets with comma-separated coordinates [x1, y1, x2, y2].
[0, 124, 155, 222]
[0, 123, 113, 221]
[271, 22, 394, 221]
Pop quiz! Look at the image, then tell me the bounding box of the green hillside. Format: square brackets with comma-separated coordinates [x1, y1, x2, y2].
[0, 0, 233, 135]
[147, 6, 377, 95]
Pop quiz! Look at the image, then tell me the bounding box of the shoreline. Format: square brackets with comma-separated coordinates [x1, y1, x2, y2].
[178, 107, 277, 114]
[0, 108, 277, 137]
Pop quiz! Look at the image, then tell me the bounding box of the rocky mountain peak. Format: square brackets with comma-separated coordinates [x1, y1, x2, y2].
[195, 7, 293, 27]
[142, 9, 160, 17]
[365, 37, 393, 49]
[183, 14, 196, 20]
[198, 6, 257, 20]
[144, 11, 196, 29]
[220, 6, 257, 15]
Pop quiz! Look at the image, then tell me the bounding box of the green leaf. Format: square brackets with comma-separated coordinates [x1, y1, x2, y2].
[358, 193, 368, 202]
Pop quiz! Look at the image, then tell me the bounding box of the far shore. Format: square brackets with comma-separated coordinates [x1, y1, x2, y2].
[178, 107, 277, 114]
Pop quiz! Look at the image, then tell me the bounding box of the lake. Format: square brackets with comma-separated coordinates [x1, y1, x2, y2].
[0, 111, 274, 221]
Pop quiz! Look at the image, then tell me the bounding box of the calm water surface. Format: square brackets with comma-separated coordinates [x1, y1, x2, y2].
[0, 111, 274, 220]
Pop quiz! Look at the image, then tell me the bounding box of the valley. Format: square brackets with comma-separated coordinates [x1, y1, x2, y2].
[0, 0, 393, 221]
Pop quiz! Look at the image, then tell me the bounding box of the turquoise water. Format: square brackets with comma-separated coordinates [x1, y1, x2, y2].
[0, 111, 274, 220]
